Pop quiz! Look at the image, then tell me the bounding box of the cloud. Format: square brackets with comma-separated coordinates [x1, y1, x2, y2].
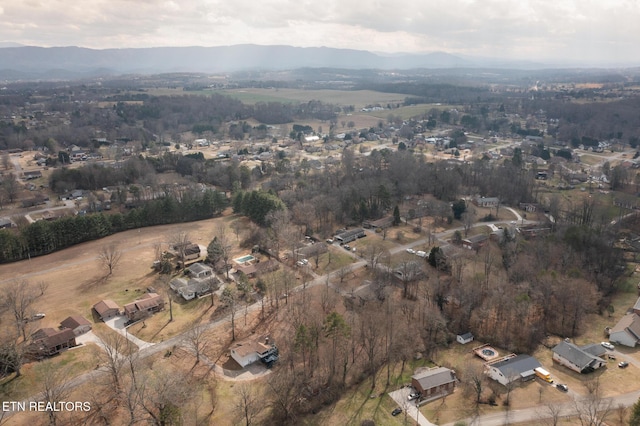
[0, 0, 638, 65]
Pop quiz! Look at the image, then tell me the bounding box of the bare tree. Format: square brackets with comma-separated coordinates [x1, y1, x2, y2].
[2, 280, 38, 340]
[364, 241, 389, 270]
[234, 383, 264, 426]
[575, 377, 612, 426]
[138, 366, 195, 426]
[37, 280, 49, 296]
[462, 208, 476, 237]
[2, 173, 19, 203]
[99, 244, 123, 276]
[538, 401, 563, 426]
[97, 330, 131, 394]
[182, 325, 210, 365]
[169, 231, 191, 266]
[37, 361, 73, 426]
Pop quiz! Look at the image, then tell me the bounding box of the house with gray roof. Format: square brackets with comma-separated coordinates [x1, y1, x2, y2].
[411, 367, 457, 401]
[486, 354, 541, 386]
[552, 341, 607, 373]
[609, 312, 640, 347]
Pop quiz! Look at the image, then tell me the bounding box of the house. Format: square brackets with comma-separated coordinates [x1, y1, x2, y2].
[23, 170, 42, 180]
[411, 367, 457, 400]
[30, 328, 76, 356]
[170, 276, 218, 301]
[632, 296, 640, 315]
[473, 197, 500, 208]
[334, 228, 366, 244]
[462, 234, 489, 250]
[486, 354, 542, 386]
[59, 315, 92, 336]
[519, 203, 539, 213]
[123, 293, 165, 322]
[363, 216, 394, 229]
[171, 242, 201, 261]
[0, 218, 12, 229]
[235, 259, 280, 278]
[551, 341, 607, 373]
[186, 262, 213, 279]
[456, 332, 474, 345]
[230, 337, 279, 368]
[609, 313, 640, 347]
[92, 299, 121, 321]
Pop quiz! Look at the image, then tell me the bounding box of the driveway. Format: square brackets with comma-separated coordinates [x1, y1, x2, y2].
[388, 387, 435, 426]
[104, 316, 155, 350]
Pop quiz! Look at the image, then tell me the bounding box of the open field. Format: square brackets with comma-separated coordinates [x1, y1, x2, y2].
[0, 216, 242, 339]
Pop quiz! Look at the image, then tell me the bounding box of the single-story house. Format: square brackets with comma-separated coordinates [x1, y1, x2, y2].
[230, 337, 278, 368]
[123, 293, 165, 322]
[235, 259, 280, 278]
[170, 277, 217, 301]
[186, 262, 213, 279]
[411, 367, 457, 400]
[609, 313, 640, 347]
[334, 228, 366, 244]
[462, 234, 489, 250]
[23, 170, 43, 180]
[363, 216, 394, 229]
[552, 341, 607, 373]
[59, 315, 92, 336]
[456, 332, 474, 345]
[0, 218, 12, 229]
[486, 354, 542, 386]
[473, 197, 500, 208]
[30, 328, 76, 356]
[92, 299, 121, 321]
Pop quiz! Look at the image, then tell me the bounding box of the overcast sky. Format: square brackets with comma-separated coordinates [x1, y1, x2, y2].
[1, 0, 637, 66]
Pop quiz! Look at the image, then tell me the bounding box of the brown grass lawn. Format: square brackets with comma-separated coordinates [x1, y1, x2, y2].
[0, 215, 254, 342]
[0, 342, 101, 403]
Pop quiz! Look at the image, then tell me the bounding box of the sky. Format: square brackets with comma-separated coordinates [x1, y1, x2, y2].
[0, 0, 638, 66]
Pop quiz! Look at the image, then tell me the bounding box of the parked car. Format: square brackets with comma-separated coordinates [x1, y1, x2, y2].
[416, 251, 427, 258]
[391, 408, 402, 416]
[556, 384, 568, 392]
[619, 361, 629, 368]
[31, 313, 46, 321]
[601, 342, 615, 350]
[343, 245, 351, 251]
[407, 392, 420, 401]
[406, 248, 416, 254]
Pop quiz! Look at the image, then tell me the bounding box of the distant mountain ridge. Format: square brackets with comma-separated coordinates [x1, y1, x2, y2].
[0, 44, 547, 80]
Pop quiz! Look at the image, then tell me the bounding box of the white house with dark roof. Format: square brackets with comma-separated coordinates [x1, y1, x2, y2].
[486, 354, 542, 386]
[609, 312, 640, 347]
[552, 341, 607, 373]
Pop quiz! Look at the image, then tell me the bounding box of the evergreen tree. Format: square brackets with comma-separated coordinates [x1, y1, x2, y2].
[630, 397, 640, 426]
[393, 205, 401, 225]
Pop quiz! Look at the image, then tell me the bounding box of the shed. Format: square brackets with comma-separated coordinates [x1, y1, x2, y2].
[456, 332, 474, 345]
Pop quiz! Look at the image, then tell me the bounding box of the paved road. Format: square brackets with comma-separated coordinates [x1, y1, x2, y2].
[442, 388, 640, 426]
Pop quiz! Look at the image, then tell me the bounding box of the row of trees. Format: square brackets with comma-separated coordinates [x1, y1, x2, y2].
[0, 190, 226, 262]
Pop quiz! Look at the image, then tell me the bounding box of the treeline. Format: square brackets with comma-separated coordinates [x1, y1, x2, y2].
[0, 190, 226, 263]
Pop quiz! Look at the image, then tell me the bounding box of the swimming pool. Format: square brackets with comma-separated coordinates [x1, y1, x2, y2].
[234, 255, 255, 264]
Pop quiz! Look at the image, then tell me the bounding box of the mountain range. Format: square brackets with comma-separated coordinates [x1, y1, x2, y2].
[0, 44, 550, 80]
